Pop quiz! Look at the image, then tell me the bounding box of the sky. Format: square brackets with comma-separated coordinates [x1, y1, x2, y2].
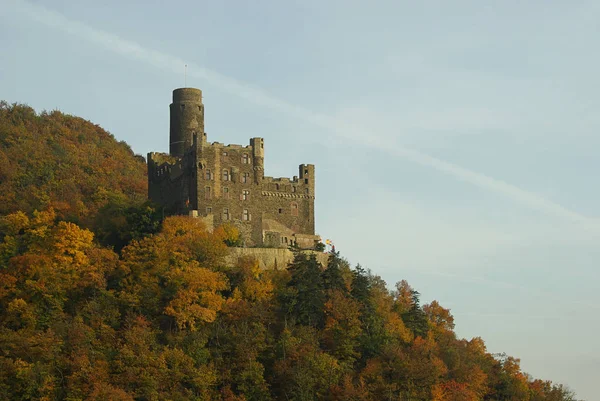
[1, 0, 599, 398]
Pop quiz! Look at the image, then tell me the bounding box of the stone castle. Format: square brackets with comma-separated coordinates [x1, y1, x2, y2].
[148, 88, 319, 249]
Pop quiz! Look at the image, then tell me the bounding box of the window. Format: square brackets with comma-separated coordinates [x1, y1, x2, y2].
[242, 154, 250, 164]
[223, 169, 229, 181]
[275, 183, 280, 191]
[205, 186, 211, 200]
[242, 209, 250, 221]
[305, 178, 309, 184]
[242, 172, 250, 183]
[222, 187, 229, 199]
[292, 186, 296, 193]
[205, 169, 212, 180]
[305, 188, 309, 194]
[291, 202, 298, 216]
[242, 190, 250, 201]
[304, 169, 308, 174]
[223, 151, 228, 157]
[222, 208, 230, 220]
[278, 208, 283, 214]
[206, 207, 212, 214]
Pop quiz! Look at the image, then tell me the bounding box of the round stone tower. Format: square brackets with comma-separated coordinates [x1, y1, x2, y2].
[169, 88, 204, 157]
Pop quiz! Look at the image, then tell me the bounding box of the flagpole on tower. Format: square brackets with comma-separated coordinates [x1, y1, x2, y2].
[184, 64, 187, 87]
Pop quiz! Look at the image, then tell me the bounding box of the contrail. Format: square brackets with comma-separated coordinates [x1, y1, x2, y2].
[4, 0, 597, 231]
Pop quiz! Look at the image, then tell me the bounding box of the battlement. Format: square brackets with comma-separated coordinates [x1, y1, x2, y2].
[148, 152, 178, 165]
[148, 152, 184, 180]
[208, 142, 255, 150]
[173, 87, 202, 103]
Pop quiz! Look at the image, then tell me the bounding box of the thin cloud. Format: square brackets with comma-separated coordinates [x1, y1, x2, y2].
[5, 0, 597, 232]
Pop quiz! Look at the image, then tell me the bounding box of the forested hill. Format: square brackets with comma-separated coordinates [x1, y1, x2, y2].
[0, 101, 147, 226]
[0, 103, 582, 400]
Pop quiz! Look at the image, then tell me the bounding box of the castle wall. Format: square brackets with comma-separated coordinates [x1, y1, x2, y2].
[148, 153, 188, 213]
[193, 139, 315, 247]
[224, 247, 329, 270]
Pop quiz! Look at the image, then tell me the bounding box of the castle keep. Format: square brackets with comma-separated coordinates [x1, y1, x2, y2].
[148, 88, 319, 249]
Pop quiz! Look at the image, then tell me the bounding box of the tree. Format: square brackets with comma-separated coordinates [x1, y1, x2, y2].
[284, 253, 325, 327]
[322, 250, 348, 293]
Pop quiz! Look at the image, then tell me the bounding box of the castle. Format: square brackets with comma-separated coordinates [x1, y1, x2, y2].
[148, 88, 319, 249]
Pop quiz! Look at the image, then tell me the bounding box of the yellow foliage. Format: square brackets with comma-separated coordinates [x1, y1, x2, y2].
[214, 222, 240, 245]
[0, 211, 30, 236]
[163, 263, 228, 330]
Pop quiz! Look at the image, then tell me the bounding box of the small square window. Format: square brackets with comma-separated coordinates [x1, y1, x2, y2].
[206, 207, 212, 214]
[304, 169, 308, 174]
[304, 178, 308, 184]
[278, 208, 283, 214]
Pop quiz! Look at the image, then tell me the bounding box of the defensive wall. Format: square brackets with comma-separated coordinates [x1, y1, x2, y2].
[224, 247, 329, 270]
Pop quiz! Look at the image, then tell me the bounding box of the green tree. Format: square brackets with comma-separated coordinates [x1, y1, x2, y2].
[284, 253, 325, 327]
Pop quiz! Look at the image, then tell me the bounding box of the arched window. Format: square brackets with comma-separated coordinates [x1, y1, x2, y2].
[291, 202, 298, 216]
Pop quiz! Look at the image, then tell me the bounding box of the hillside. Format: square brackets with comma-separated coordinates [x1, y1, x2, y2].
[0, 101, 147, 226]
[0, 104, 582, 400]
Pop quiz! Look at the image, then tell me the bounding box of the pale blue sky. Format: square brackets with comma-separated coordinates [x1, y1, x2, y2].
[1, 0, 599, 398]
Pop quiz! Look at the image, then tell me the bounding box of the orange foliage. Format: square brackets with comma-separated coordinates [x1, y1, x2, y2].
[0, 102, 147, 227]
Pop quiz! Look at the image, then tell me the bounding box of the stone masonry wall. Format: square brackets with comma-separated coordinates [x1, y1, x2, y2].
[224, 247, 329, 270]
